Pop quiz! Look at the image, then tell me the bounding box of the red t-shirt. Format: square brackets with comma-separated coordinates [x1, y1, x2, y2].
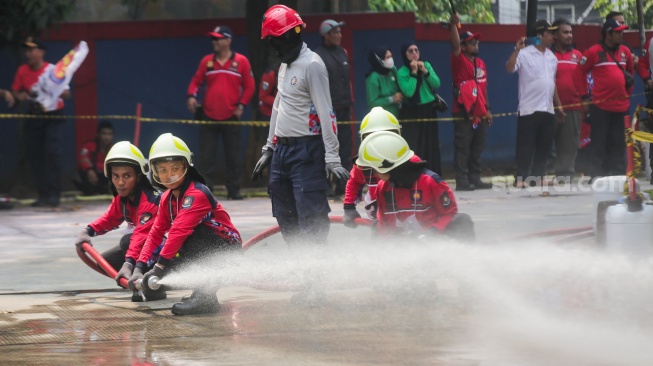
[451, 52, 488, 113]
[12, 63, 64, 110]
[553, 48, 584, 111]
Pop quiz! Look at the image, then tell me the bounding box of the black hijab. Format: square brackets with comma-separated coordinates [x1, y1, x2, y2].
[401, 42, 418, 67]
[366, 46, 391, 77]
[389, 160, 428, 188]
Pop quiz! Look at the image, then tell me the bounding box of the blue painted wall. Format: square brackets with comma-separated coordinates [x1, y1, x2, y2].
[0, 26, 649, 192]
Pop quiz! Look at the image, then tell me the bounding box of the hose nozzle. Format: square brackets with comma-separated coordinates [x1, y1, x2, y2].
[133, 275, 161, 291]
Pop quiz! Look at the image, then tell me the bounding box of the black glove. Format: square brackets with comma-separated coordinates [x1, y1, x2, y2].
[326, 162, 350, 182]
[127, 266, 145, 291]
[251, 148, 273, 181]
[115, 262, 133, 287]
[75, 228, 93, 250]
[343, 204, 361, 228]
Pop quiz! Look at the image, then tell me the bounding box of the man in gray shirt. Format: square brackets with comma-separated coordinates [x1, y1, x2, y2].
[252, 5, 349, 245]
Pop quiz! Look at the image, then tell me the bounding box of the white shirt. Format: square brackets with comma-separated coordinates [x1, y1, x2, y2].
[265, 43, 340, 164]
[511, 45, 558, 117]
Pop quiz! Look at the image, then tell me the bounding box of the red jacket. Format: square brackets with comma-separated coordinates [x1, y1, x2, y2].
[137, 179, 241, 267]
[554, 47, 584, 111]
[376, 169, 457, 235]
[573, 42, 634, 112]
[187, 52, 255, 120]
[344, 155, 422, 206]
[88, 185, 161, 263]
[77, 140, 110, 174]
[637, 38, 651, 82]
[258, 64, 279, 118]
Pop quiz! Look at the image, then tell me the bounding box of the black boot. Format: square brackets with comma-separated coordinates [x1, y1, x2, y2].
[171, 291, 220, 315]
[471, 180, 493, 189]
[131, 291, 144, 302]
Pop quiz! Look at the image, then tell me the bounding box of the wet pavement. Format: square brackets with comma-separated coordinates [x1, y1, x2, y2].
[2, 180, 652, 365]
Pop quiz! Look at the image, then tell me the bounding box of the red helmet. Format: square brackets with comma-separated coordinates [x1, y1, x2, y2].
[261, 5, 306, 39]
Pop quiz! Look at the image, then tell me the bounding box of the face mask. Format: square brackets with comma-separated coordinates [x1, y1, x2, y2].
[381, 57, 394, 69]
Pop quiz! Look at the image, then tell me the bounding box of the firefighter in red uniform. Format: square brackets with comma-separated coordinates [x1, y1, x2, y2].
[258, 62, 280, 120]
[573, 19, 634, 180]
[343, 107, 422, 228]
[355, 131, 474, 242]
[637, 36, 653, 182]
[187, 25, 255, 200]
[74, 141, 161, 302]
[128, 133, 242, 316]
[74, 121, 114, 195]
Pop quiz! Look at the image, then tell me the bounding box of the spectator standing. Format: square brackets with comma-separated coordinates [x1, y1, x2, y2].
[397, 42, 443, 175]
[0, 88, 14, 108]
[449, 12, 493, 191]
[252, 5, 349, 245]
[74, 121, 114, 195]
[573, 19, 634, 180]
[551, 19, 584, 179]
[12, 38, 70, 207]
[365, 46, 402, 117]
[506, 20, 564, 188]
[187, 25, 255, 200]
[314, 19, 354, 196]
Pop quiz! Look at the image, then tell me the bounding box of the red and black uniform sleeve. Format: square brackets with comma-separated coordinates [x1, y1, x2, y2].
[343, 165, 369, 206]
[124, 189, 161, 264]
[88, 196, 125, 236]
[238, 54, 256, 107]
[187, 55, 209, 97]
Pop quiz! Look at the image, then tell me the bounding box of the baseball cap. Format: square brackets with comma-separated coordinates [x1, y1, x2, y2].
[602, 19, 629, 33]
[533, 20, 558, 34]
[319, 19, 345, 36]
[207, 25, 233, 39]
[22, 37, 46, 50]
[460, 31, 481, 43]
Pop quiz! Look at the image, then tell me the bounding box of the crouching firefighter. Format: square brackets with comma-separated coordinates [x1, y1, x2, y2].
[355, 131, 475, 242]
[74, 141, 161, 302]
[127, 133, 242, 315]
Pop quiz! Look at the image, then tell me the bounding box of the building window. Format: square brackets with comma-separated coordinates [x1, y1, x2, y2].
[538, 4, 575, 23]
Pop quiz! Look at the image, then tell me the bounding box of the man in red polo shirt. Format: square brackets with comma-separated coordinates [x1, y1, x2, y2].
[187, 25, 255, 200]
[449, 12, 492, 191]
[12, 38, 70, 207]
[551, 19, 584, 179]
[573, 19, 634, 180]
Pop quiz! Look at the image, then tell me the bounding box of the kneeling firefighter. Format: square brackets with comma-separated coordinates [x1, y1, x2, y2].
[127, 133, 243, 315]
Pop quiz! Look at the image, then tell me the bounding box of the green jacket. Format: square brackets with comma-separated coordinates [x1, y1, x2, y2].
[366, 68, 401, 116]
[397, 61, 440, 106]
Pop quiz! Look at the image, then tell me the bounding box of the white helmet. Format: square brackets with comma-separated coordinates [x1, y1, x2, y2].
[149, 133, 193, 185]
[104, 141, 148, 177]
[359, 107, 401, 136]
[355, 131, 414, 173]
[148, 133, 193, 166]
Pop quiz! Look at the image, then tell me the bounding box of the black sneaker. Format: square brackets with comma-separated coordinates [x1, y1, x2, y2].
[171, 292, 220, 315]
[456, 183, 476, 192]
[472, 181, 493, 189]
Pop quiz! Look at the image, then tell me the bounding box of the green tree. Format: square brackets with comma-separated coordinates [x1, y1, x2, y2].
[368, 0, 495, 23]
[594, 0, 653, 29]
[0, 0, 76, 51]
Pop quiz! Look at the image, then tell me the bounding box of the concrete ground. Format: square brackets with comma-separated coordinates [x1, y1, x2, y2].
[1, 179, 652, 365]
